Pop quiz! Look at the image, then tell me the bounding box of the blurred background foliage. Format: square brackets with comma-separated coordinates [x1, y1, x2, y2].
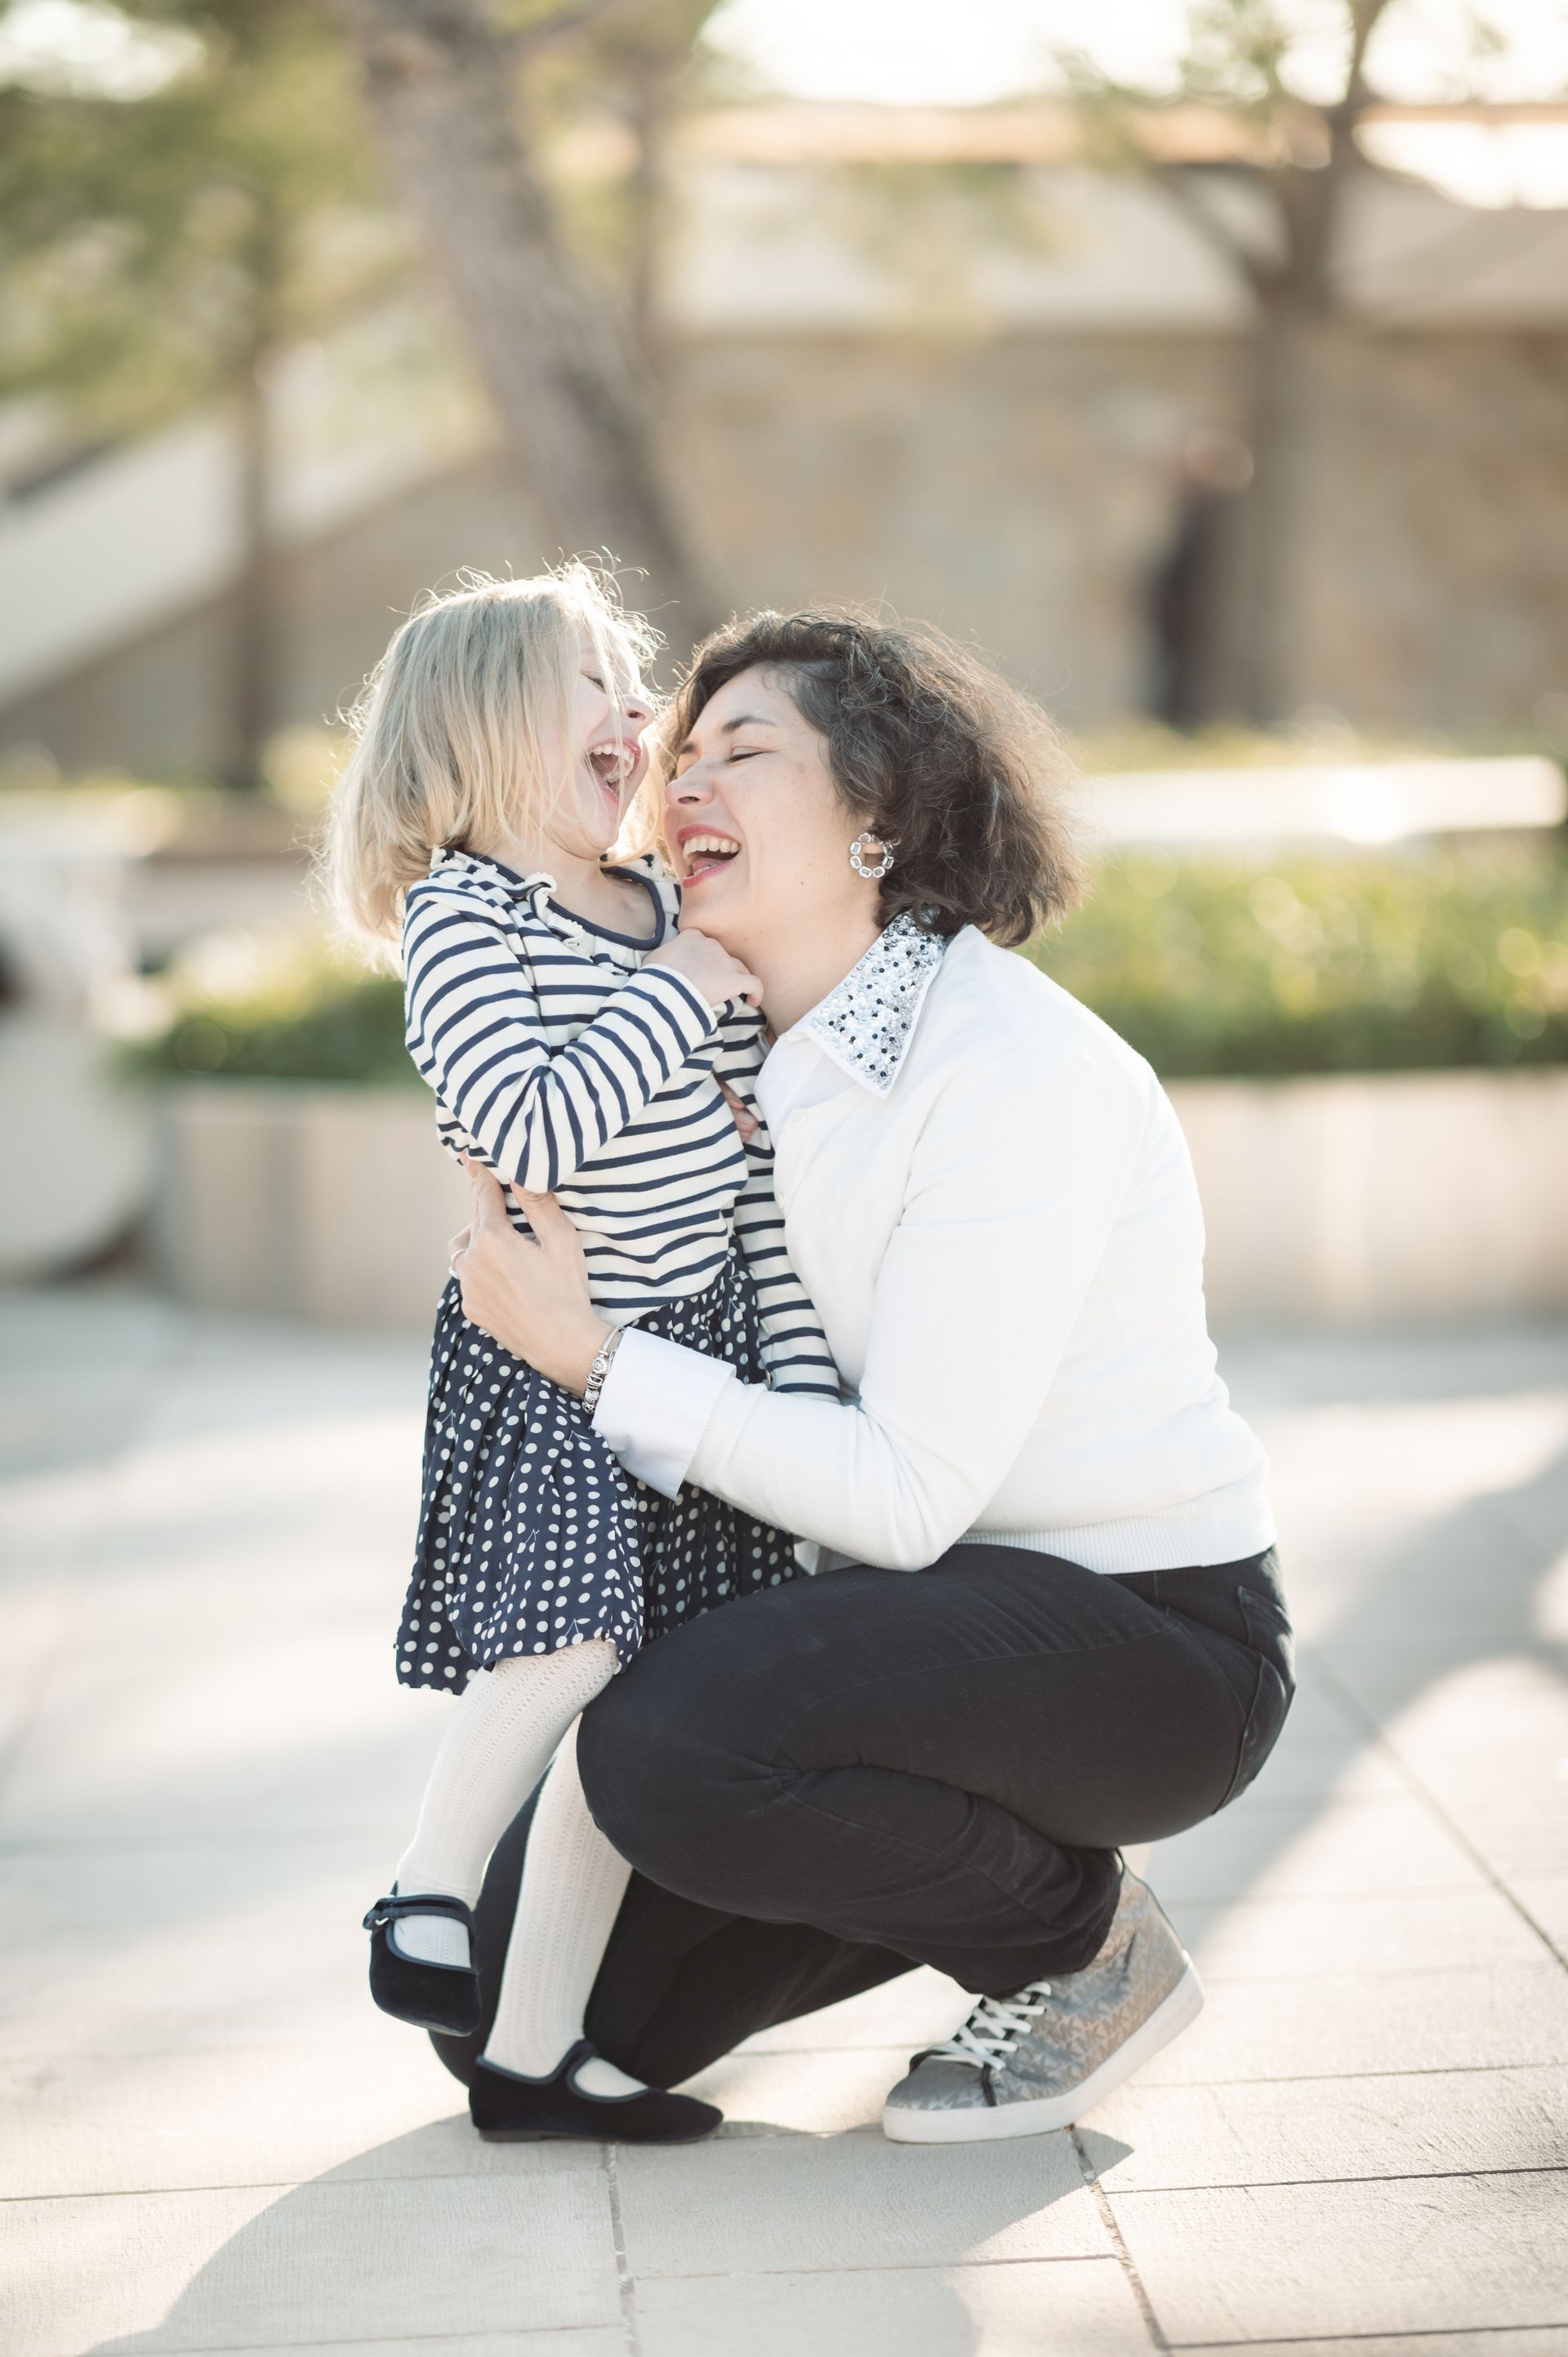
[124, 933, 408, 1082]
[127, 844, 1568, 1085]
[1030, 847, 1568, 1076]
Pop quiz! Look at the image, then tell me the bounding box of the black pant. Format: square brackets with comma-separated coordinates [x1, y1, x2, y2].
[434, 1544, 1293, 2092]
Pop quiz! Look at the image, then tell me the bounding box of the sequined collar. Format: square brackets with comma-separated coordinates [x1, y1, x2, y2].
[801, 911, 948, 1096]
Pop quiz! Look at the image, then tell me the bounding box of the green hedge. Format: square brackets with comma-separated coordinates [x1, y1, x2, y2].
[1031, 848, 1568, 1076]
[130, 848, 1568, 1085]
[127, 952, 414, 1085]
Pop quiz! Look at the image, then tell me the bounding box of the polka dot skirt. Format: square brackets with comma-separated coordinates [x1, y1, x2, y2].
[397, 1254, 799, 1692]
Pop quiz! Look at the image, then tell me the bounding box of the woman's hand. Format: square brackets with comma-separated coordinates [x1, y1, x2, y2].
[719, 1080, 760, 1143]
[451, 1161, 610, 1397]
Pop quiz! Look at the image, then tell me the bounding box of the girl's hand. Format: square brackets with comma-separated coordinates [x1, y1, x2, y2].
[646, 926, 762, 1009]
[719, 1080, 760, 1143]
[453, 1160, 609, 1397]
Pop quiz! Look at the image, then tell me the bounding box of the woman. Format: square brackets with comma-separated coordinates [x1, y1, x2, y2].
[443, 608, 1293, 2143]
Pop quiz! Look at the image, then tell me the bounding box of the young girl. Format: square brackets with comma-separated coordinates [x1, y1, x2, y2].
[327, 568, 838, 2144]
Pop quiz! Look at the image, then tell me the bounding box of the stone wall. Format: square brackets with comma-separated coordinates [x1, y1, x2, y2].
[4, 325, 1565, 773]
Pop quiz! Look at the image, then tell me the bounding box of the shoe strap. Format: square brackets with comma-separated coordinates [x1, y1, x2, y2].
[363, 1892, 477, 1935]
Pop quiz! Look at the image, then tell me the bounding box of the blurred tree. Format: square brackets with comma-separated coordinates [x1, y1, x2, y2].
[1068, 0, 1401, 728]
[0, 0, 726, 786]
[0, 0, 404, 787]
[534, 0, 724, 371]
[329, 0, 722, 632]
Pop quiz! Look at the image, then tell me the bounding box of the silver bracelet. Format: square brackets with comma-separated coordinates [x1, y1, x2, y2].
[581, 1325, 625, 1416]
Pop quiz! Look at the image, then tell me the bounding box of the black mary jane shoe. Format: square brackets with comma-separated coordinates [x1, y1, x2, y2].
[363, 1892, 482, 2036]
[470, 2042, 722, 2145]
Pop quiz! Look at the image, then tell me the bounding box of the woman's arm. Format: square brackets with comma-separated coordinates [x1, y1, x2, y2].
[457, 1051, 1149, 1569]
[404, 888, 718, 1192]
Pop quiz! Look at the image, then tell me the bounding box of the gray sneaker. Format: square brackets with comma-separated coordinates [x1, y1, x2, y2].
[881, 1869, 1202, 2144]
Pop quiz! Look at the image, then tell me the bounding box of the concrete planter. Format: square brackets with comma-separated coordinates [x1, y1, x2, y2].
[1169, 1067, 1568, 1323]
[152, 1081, 468, 1329]
[152, 1067, 1568, 1330]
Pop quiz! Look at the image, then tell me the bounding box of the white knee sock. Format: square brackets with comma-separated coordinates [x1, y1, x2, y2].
[481, 1719, 643, 2096]
[393, 1642, 618, 1969]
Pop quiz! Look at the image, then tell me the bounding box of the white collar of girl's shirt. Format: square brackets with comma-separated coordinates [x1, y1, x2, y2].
[790, 911, 950, 1098]
[429, 847, 670, 952]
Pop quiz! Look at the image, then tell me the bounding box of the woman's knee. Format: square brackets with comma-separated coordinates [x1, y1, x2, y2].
[576, 1636, 751, 1881]
[577, 1573, 883, 1890]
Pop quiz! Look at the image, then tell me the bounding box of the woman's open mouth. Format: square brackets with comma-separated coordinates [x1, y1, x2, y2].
[679, 831, 742, 884]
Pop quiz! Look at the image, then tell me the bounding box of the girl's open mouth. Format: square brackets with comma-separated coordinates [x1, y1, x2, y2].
[680, 832, 742, 884]
[586, 746, 631, 808]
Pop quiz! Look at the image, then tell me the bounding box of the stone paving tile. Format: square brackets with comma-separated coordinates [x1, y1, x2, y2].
[1079, 2061, 1568, 2190]
[0, 2171, 622, 2357]
[633, 2256, 1152, 2357]
[1515, 1877, 1568, 1953]
[1370, 1657, 1568, 1765]
[1321, 1646, 1568, 1729]
[1433, 1802, 1568, 1883]
[0, 1838, 406, 2056]
[684, 2043, 902, 2136]
[1227, 1730, 1405, 1802]
[0, 1638, 431, 1845]
[1110, 2170, 1568, 2344]
[0, 2043, 524, 2199]
[0, 1290, 181, 1477]
[615, 2130, 1106, 2279]
[1149, 1791, 1491, 1905]
[1136, 1963, 1568, 2084]
[1174, 1887, 1550, 1980]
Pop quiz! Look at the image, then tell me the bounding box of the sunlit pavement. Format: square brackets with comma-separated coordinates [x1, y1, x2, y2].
[2, 1285, 1566, 2357]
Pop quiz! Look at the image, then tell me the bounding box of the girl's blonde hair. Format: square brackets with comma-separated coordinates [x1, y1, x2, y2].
[326, 564, 661, 946]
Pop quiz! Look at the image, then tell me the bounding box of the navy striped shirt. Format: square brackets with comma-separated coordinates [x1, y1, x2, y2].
[403, 849, 839, 1393]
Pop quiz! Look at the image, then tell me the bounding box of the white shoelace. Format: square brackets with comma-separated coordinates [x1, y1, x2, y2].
[927, 1981, 1055, 2070]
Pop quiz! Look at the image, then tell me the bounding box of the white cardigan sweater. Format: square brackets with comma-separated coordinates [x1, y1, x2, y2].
[596, 919, 1274, 1576]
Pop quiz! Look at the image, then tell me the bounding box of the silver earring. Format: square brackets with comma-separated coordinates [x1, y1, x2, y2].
[849, 832, 895, 880]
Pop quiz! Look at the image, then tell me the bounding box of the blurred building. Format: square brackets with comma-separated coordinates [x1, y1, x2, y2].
[2, 103, 1567, 769]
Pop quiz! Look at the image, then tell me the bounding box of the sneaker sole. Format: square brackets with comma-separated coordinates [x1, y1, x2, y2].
[881, 1959, 1204, 2145]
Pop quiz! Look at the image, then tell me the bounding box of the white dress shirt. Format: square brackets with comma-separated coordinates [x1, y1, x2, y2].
[595, 916, 1275, 1576]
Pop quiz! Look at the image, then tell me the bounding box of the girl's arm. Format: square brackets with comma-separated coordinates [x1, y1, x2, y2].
[403, 884, 717, 1192]
[711, 1015, 840, 1400]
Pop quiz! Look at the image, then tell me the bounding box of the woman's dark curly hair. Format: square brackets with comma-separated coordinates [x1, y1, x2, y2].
[662, 608, 1084, 946]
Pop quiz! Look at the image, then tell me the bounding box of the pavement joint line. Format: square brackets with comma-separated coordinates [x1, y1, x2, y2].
[1172, 2328, 1568, 2350]
[617, 2253, 1122, 2281]
[1303, 1643, 1568, 1975]
[1089, 2163, 1568, 2198]
[7, 2154, 1568, 2206]
[0, 2170, 603, 2204]
[82, 2329, 621, 2355]
[1070, 2124, 1172, 2355]
[599, 2140, 642, 2357]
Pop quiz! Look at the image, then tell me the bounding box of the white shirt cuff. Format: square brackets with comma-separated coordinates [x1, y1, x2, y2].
[591, 1326, 737, 1499]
